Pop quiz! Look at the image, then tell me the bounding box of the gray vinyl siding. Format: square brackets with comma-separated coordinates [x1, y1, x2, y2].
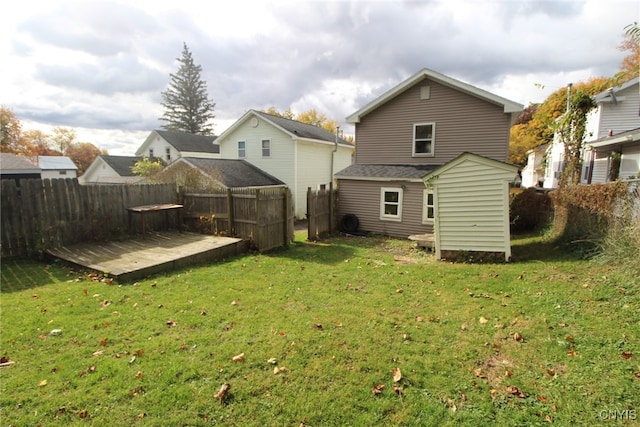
[595, 85, 640, 139]
[355, 78, 511, 165]
[337, 179, 432, 238]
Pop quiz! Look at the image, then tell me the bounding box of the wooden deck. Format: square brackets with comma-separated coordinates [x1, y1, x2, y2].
[47, 231, 248, 282]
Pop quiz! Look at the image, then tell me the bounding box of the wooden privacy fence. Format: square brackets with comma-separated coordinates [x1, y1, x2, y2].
[306, 185, 338, 239]
[1, 179, 177, 258]
[182, 187, 294, 252]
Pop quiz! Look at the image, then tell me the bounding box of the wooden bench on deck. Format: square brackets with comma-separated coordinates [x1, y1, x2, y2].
[127, 203, 183, 238]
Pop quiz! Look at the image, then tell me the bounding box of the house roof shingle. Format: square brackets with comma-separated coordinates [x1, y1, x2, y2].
[99, 155, 145, 176]
[155, 130, 219, 153]
[0, 153, 41, 174]
[38, 156, 78, 170]
[181, 157, 286, 188]
[252, 111, 353, 146]
[335, 164, 439, 180]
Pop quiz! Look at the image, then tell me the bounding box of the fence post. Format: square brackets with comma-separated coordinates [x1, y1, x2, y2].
[328, 182, 334, 234]
[283, 187, 290, 247]
[226, 188, 234, 235]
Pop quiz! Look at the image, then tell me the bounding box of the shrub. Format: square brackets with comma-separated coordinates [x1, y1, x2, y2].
[509, 187, 553, 233]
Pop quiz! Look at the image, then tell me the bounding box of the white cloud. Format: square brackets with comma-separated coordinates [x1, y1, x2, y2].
[2, 0, 637, 155]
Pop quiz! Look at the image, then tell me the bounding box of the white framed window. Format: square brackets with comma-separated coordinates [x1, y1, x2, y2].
[422, 189, 435, 223]
[238, 141, 246, 158]
[413, 123, 435, 156]
[165, 147, 171, 161]
[380, 187, 403, 221]
[149, 148, 154, 158]
[261, 139, 271, 157]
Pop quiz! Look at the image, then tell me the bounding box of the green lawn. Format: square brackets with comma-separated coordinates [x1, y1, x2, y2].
[1, 233, 638, 426]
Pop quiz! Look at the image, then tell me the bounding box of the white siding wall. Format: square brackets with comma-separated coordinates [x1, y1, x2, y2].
[144, 135, 175, 162]
[428, 156, 515, 260]
[41, 169, 77, 179]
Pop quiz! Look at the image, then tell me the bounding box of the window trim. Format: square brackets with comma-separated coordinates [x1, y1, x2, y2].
[238, 141, 246, 158]
[413, 123, 435, 157]
[261, 139, 271, 158]
[422, 188, 435, 224]
[380, 187, 403, 222]
[165, 147, 171, 161]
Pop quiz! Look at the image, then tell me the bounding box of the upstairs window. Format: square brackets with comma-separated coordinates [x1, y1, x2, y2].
[262, 139, 271, 157]
[149, 148, 154, 158]
[238, 141, 246, 158]
[165, 147, 171, 161]
[413, 123, 435, 156]
[380, 187, 403, 221]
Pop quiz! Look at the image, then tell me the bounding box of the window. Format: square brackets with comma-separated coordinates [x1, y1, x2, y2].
[59, 170, 67, 175]
[422, 189, 434, 223]
[261, 139, 271, 157]
[149, 148, 154, 158]
[165, 147, 171, 161]
[238, 141, 246, 158]
[380, 187, 403, 221]
[413, 123, 435, 156]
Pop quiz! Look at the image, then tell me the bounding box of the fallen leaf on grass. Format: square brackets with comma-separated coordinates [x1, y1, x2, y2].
[0, 356, 15, 367]
[92, 350, 104, 357]
[479, 317, 488, 324]
[393, 384, 403, 395]
[312, 323, 323, 329]
[99, 337, 108, 347]
[267, 358, 277, 365]
[38, 379, 48, 387]
[513, 332, 524, 342]
[49, 329, 62, 336]
[77, 409, 88, 419]
[273, 366, 287, 374]
[100, 300, 111, 307]
[567, 349, 577, 356]
[621, 352, 633, 359]
[214, 383, 231, 403]
[166, 320, 177, 327]
[232, 353, 245, 362]
[372, 384, 385, 395]
[506, 385, 526, 398]
[392, 368, 402, 383]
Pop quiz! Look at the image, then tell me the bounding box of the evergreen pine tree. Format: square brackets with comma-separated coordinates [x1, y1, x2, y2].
[160, 43, 215, 134]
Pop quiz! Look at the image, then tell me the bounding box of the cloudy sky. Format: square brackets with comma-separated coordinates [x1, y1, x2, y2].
[2, 0, 637, 155]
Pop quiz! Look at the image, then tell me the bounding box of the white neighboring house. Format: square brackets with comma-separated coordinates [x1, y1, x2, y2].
[135, 130, 219, 162]
[80, 155, 146, 185]
[215, 110, 354, 218]
[520, 144, 548, 188]
[37, 156, 78, 179]
[541, 77, 640, 188]
[581, 77, 640, 183]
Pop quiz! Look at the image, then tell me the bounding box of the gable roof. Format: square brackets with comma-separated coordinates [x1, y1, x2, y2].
[0, 153, 41, 174]
[335, 164, 438, 181]
[594, 76, 639, 103]
[136, 130, 219, 156]
[422, 152, 518, 182]
[154, 130, 219, 153]
[38, 156, 78, 170]
[175, 157, 286, 188]
[99, 155, 145, 177]
[217, 110, 353, 147]
[346, 68, 523, 123]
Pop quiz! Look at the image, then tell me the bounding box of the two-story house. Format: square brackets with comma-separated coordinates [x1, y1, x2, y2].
[542, 76, 640, 188]
[335, 68, 523, 239]
[581, 76, 640, 183]
[215, 110, 354, 219]
[135, 130, 219, 163]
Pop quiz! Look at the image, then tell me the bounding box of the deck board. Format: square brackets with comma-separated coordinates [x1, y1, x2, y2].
[47, 231, 248, 282]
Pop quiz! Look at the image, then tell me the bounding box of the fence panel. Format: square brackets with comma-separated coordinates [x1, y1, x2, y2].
[307, 186, 338, 239]
[1, 179, 177, 257]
